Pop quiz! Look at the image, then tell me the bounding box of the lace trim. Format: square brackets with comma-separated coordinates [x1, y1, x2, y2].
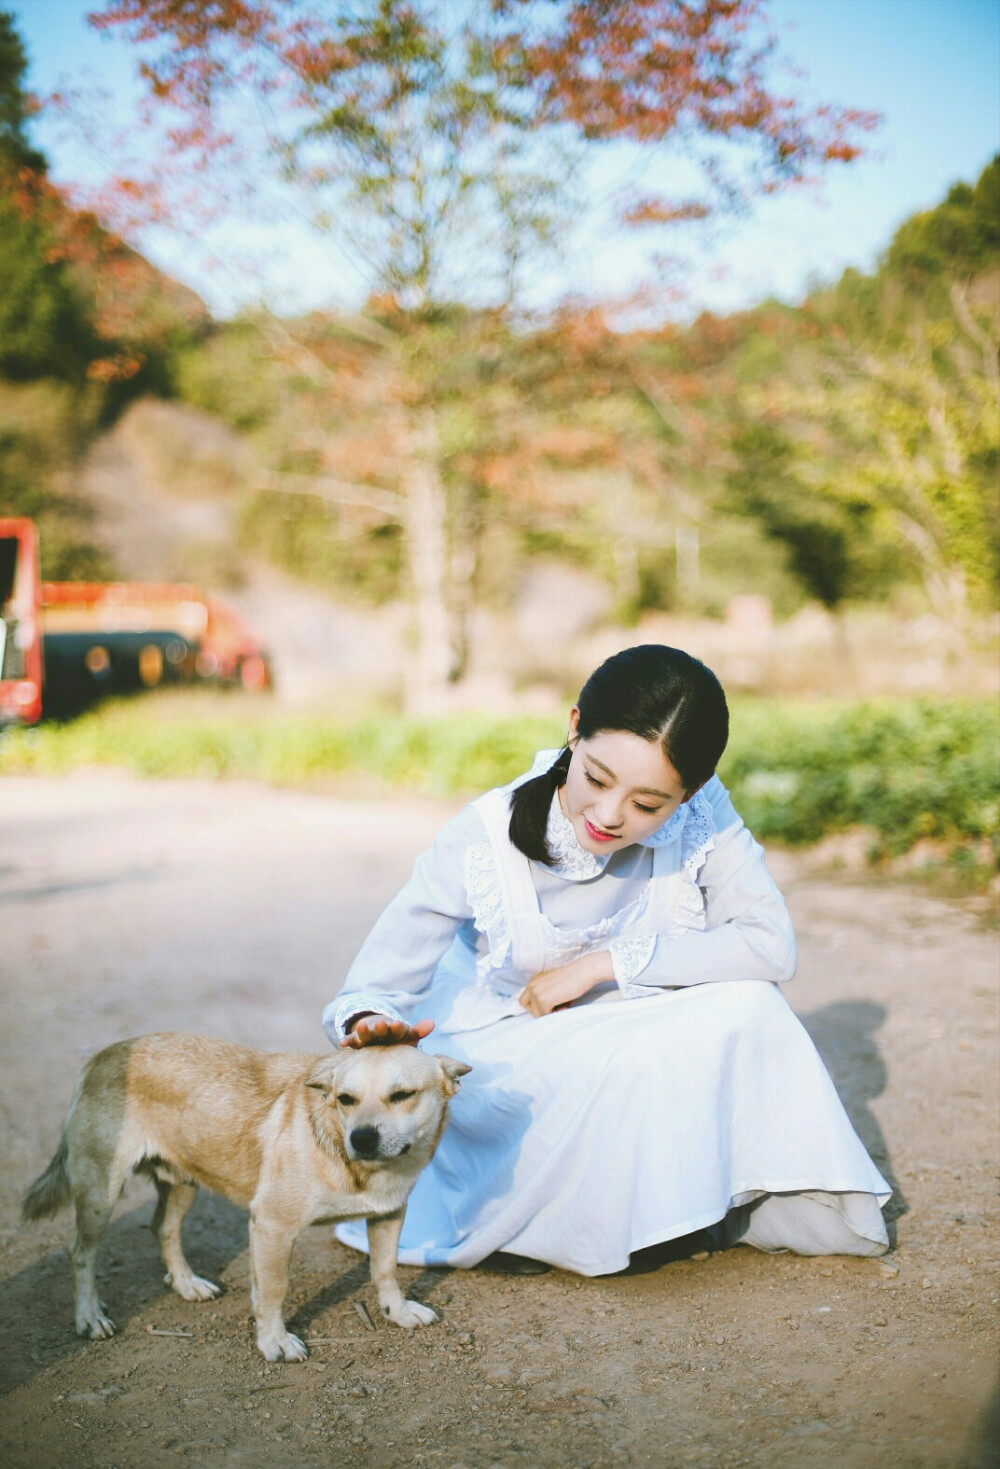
[674, 790, 715, 934]
[465, 762, 718, 988]
[545, 793, 611, 881]
[325, 992, 404, 1042]
[534, 887, 651, 956]
[462, 835, 511, 978]
[609, 935, 657, 984]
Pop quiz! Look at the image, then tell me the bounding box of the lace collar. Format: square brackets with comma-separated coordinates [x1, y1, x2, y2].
[545, 792, 612, 881]
[543, 784, 714, 884]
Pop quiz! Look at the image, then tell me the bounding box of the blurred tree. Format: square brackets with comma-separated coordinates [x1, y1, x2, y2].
[776, 158, 1000, 631]
[884, 156, 1000, 285]
[83, 0, 875, 705]
[0, 7, 43, 169]
[725, 421, 886, 619]
[0, 10, 99, 380]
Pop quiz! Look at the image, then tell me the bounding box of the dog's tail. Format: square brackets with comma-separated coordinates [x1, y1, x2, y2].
[22, 1134, 72, 1222]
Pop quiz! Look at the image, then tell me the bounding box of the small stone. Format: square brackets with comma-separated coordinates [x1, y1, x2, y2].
[922, 1277, 933, 1289]
[874, 1317, 888, 1327]
[715, 1336, 726, 1345]
[877, 1262, 899, 1279]
[690, 1251, 710, 1261]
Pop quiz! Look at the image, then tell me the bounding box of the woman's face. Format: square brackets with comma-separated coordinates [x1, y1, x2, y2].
[559, 709, 697, 855]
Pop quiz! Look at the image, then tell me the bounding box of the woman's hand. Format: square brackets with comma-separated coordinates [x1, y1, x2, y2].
[518, 951, 614, 1018]
[339, 1015, 436, 1049]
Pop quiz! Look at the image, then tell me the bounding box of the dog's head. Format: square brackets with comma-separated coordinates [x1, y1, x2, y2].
[306, 1045, 471, 1165]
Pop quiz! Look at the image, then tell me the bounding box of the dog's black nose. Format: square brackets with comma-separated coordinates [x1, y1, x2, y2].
[350, 1125, 380, 1157]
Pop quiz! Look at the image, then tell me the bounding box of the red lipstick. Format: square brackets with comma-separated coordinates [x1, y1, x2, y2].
[584, 817, 620, 842]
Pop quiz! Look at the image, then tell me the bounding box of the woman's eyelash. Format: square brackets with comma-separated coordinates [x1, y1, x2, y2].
[585, 769, 660, 815]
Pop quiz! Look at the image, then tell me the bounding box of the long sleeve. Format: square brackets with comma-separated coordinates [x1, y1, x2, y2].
[612, 779, 797, 995]
[322, 808, 477, 1043]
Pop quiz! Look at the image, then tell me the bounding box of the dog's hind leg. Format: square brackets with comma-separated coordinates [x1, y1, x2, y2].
[367, 1209, 437, 1330]
[151, 1180, 221, 1303]
[249, 1213, 307, 1363]
[69, 1163, 119, 1340]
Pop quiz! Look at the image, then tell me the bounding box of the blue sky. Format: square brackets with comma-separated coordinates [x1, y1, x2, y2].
[11, 0, 1000, 320]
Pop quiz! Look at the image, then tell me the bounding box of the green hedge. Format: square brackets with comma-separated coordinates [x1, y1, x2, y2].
[1, 695, 996, 858]
[721, 698, 998, 855]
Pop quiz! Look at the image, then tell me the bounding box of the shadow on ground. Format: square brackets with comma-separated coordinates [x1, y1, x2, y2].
[803, 998, 907, 1233]
[0, 1192, 250, 1398]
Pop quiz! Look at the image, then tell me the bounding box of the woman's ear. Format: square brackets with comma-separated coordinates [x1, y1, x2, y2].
[567, 706, 581, 746]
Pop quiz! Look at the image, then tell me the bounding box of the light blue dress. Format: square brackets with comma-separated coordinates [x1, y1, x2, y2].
[323, 757, 890, 1273]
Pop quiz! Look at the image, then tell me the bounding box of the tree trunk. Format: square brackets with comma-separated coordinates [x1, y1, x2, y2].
[402, 409, 452, 714]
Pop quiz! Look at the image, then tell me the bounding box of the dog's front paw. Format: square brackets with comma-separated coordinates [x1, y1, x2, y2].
[257, 1330, 308, 1363]
[383, 1298, 438, 1330]
[77, 1308, 116, 1340]
[164, 1270, 222, 1302]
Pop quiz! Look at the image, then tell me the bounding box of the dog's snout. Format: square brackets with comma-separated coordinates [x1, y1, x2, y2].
[350, 1125, 380, 1158]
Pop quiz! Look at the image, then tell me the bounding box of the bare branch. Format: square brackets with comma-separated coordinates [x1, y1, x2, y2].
[255, 470, 403, 520]
[949, 281, 1000, 392]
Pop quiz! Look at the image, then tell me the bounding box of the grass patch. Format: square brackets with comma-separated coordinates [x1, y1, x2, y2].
[2, 692, 997, 865]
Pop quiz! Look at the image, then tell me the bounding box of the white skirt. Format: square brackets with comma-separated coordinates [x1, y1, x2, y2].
[337, 969, 891, 1275]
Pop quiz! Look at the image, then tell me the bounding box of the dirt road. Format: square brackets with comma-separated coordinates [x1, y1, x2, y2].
[1, 774, 997, 1469]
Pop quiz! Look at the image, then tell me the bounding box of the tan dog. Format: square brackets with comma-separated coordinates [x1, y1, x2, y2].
[22, 1033, 470, 1362]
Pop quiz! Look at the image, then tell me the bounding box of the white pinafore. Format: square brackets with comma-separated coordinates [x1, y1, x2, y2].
[335, 784, 891, 1272]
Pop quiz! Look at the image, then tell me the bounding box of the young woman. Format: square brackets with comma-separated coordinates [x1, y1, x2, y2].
[323, 645, 890, 1275]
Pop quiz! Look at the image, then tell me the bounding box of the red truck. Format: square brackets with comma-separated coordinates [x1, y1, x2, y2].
[0, 517, 271, 726]
[0, 518, 44, 725]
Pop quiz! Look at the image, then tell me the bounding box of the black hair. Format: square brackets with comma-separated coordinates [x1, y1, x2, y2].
[508, 645, 729, 865]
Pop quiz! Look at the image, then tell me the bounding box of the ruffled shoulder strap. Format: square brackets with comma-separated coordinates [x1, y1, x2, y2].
[462, 752, 558, 978]
[461, 822, 511, 974]
[644, 788, 717, 940]
[642, 787, 716, 879]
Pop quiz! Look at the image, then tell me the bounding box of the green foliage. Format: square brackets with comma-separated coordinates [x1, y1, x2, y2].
[172, 322, 285, 433]
[0, 10, 43, 171]
[725, 423, 882, 610]
[2, 696, 995, 869]
[237, 490, 404, 603]
[734, 158, 1000, 623]
[884, 157, 1000, 283]
[0, 12, 105, 381]
[721, 698, 999, 855]
[0, 381, 112, 578]
[0, 188, 99, 381]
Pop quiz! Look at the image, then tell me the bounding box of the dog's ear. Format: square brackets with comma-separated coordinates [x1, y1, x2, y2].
[436, 1055, 472, 1095]
[306, 1054, 350, 1093]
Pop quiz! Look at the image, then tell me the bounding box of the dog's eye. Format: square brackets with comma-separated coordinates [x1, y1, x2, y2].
[389, 1089, 415, 1104]
[336, 1093, 357, 1107]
